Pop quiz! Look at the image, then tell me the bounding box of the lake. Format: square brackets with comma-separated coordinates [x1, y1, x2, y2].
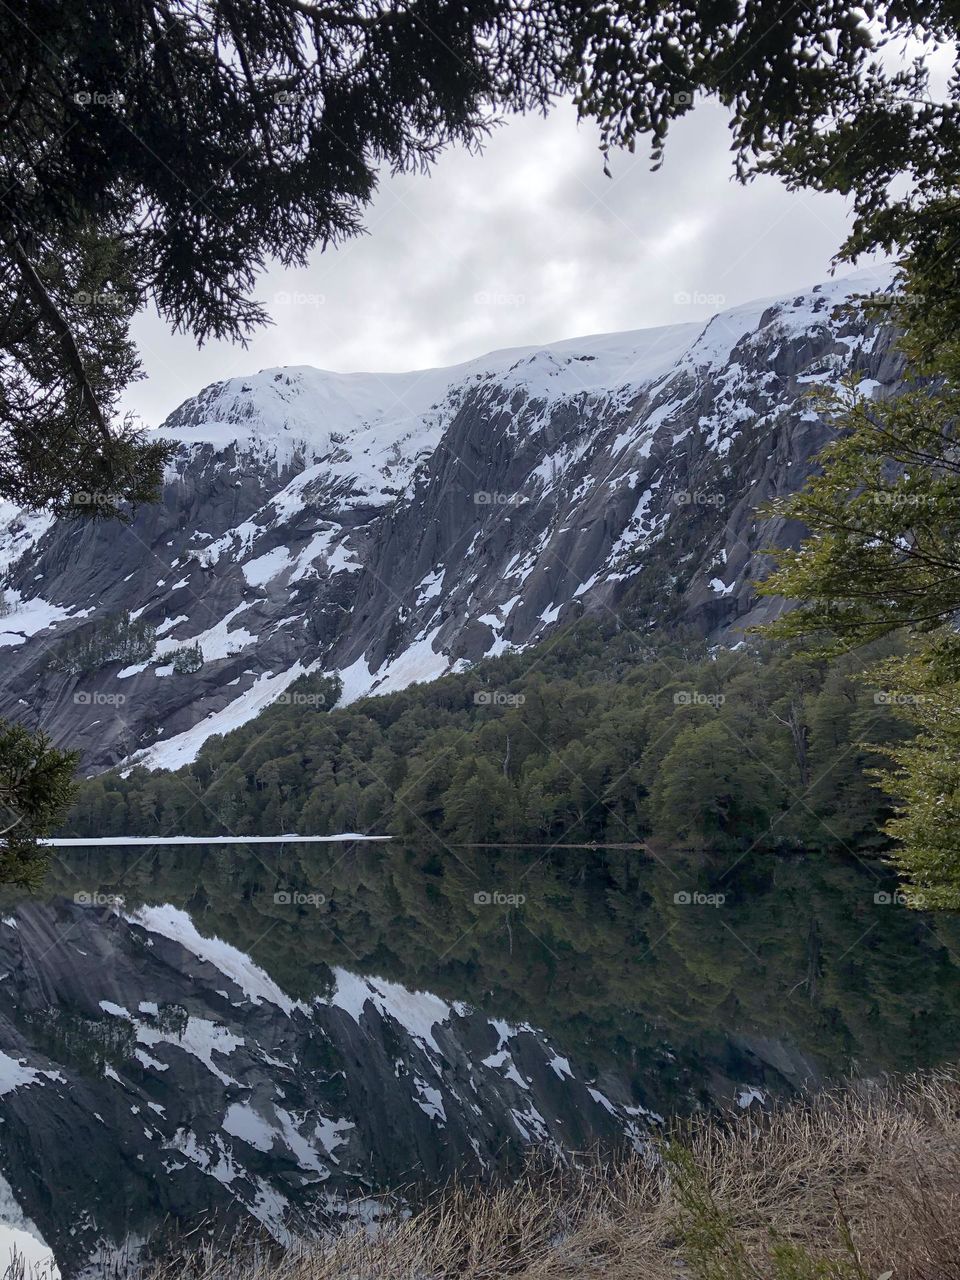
[1, 840, 958, 1275]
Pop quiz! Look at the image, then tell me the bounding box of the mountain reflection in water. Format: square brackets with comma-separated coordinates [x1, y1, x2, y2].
[0, 841, 958, 1275]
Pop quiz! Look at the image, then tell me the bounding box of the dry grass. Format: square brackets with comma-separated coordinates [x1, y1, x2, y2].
[146, 1068, 960, 1280]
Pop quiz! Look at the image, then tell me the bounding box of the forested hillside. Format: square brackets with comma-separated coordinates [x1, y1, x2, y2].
[65, 620, 913, 852]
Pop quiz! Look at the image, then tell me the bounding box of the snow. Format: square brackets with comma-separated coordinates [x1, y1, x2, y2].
[0, 1052, 41, 1097]
[248, 1178, 292, 1243]
[223, 1102, 277, 1152]
[334, 653, 377, 704]
[166, 1130, 239, 1193]
[138, 1018, 244, 1087]
[482, 1049, 510, 1069]
[736, 1086, 766, 1108]
[0, 505, 55, 578]
[222, 1101, 348, 1176]
[154, 603, 256, 663]
[159, 320, 707, 485]
[335, 628, 449, 706]
[274, 1108, 329, 1174]
[116, 661, 150, 679]
[365, 627, 448, 695]
[47, 833, 387, 846]
[547, 1054, 573, 1080]
[414, 1080, 446, 1124]
[588, 1087, 618, 1115]
[134, 1048, 168, 1072]
[0, 593, 72, 648]
[682, 264, 896, 374]
[415, 569, 444, 601]
[314, 1116, 354, 1158]
[155, 615, 188, 636]
[481, 1050, 529, 1090]
[98, 1000, 130, 1019]
[509, 1102, 551, 1143]
[0, 1171, 59, 1280]
[708, 577, 735, 596]
[329, 969, 451, 1055]
[122, 660, 318, 771]
[242, 546, 292, 587]
[126, 905, 304, 1015]
[490, 1018, 533, 1047]
[325, 541, 361, 574]
[97, 1000, 247, 1084]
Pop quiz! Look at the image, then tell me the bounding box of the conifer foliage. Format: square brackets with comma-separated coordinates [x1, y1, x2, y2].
[0, 722, 78, 886]
[762, 272, 960, 906]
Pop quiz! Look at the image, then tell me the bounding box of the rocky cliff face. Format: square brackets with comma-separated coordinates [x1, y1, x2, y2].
[0, 267, 901, 773]
[0, 898, 656, 1276]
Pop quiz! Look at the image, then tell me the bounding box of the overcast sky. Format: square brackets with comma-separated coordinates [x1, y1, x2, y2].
[125, 98, 888, 426]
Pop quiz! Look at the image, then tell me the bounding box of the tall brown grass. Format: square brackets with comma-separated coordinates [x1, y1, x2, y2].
[140, 1069, 960, 1280]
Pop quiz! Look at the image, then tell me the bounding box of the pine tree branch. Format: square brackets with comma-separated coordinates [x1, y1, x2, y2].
[1, 227, 113, 447]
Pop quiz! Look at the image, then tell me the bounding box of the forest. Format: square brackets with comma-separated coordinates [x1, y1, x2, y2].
[64, 619, 915, 854]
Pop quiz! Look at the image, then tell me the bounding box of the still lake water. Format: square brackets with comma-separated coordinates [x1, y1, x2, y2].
[1, 840, 958, 1274]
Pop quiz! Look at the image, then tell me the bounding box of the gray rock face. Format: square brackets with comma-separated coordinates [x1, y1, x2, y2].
[0, 268, 902, 773]
[0, 901, 651, 1275]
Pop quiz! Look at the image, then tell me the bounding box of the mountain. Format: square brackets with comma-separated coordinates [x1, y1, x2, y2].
[0, 895, 658, 1276]
[0, 267, 901, 774]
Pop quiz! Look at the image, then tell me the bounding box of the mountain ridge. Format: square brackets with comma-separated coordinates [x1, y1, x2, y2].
[0, 266, 901, 773]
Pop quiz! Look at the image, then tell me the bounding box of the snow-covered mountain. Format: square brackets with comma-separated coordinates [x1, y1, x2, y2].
[0, 267, 902, 772]
[0, 896, 659, 1275]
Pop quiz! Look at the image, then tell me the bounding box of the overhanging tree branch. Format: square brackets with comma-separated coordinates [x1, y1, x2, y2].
[1, 225, 113, 447]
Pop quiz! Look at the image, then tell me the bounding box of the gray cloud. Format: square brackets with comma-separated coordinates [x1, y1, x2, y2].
[125, 99, 886, 426]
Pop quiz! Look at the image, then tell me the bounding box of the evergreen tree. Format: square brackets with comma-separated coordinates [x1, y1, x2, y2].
[0, 723, 78, 886]
[760, 271, 960, 902]
[49, 611, 156, 674]
[650, 719, 774, 850]
[172, 643, 204, 675]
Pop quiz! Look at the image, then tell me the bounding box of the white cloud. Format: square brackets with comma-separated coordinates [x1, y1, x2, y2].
[125, 99, 885, 427]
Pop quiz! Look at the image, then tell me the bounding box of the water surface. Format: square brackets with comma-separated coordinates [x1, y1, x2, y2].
[1, 841, 958, 1274]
